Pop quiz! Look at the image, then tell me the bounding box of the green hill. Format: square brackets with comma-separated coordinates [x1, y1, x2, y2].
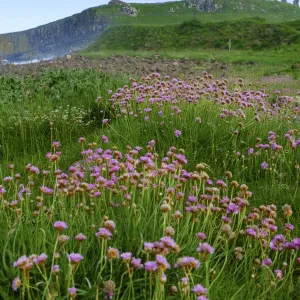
[91, 0, 300, 25]
[82, 0, 300, 56]
[86, 18, 300, 52]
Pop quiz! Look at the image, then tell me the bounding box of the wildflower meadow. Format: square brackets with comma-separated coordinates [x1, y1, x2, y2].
[1, 70, 300, 299]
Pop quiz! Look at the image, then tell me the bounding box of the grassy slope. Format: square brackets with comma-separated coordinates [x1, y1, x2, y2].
[91, 0, 300, 25]
[81, 0, 300, 64]
[85, 18, 300, 52]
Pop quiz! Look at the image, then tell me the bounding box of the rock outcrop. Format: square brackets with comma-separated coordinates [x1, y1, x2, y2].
[0, 9, 108, 62]
[120, 5, 139, 17]
[186, 0, 216, 12]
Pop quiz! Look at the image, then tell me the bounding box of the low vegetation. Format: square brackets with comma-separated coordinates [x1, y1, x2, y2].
[1, 69, 300, 299]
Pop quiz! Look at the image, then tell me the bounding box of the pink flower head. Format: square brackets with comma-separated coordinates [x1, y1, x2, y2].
[120, 252, 132, 263]
[197, 243, 214, 255]
[95, 228, 112, 240]
[197, 232, 206, 240]
[53, 221, 68, 231]
[68, 287, 76, 297]
[144, 242, 154, 253]
[75, 233, 87, 242]
[246, 228, 257, 237]
[131, 258, 143, 269]
[193, 284, 208, 296]
[69, 253, 84, 264]
[102, 135, 109, 143]
[145, 261, 158, 272]
[30, 166, 40, 174]
[52, 141, 61, 149]
[262, 258, 272, 267]
[34, 253, 48, 265]
[13, 255, 28, 268]
[156, 255, 171, 270]
[175, 256, 200, 270]
[174, 130, 182, 137]
[12, 276, 22, 291]
[274, 269, 283, 280]
[197, 296, 209, 300]
[52, 265, 60, 274]
[104, 220, 116, 231]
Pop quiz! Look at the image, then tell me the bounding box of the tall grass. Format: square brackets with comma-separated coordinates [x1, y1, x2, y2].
[1, 70, 300, 299]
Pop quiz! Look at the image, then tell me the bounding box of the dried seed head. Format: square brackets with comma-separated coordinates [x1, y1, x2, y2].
[104, 280, 116, 299]
[231, 181, 239, 188]
[235, 252, 243, 261]
[160, 204, 171, 213]
[225, 171, 232, 178]
[240, 184, 248, 191]
[221, 224, 232, 234]
[165, 226, 175, 236]
[196, 163, 206, 171]
[170, 285, 178, 295]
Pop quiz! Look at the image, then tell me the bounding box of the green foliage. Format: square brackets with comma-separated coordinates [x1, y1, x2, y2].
[86, 18, 300, 52]
[0, 69, 128, 170]
[1, 70, 300, 299]
[92, 0, 300, 25]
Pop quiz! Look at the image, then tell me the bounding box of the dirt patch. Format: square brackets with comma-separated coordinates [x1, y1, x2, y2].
[0, 55, 228, 79]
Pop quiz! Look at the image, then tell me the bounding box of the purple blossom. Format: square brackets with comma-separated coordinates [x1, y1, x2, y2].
[12, 277, 21, 291]
[197, 243, 214, 255]
[285, 223, 294, 231]
[102, 135, 109, 143]
[95, 228, 112, 239]
[197, 296, 209, 300]
[270, 234, 286, 251]
[274, 269, 283, 280]
[145, 261, 158, 272]
[175, 257, 200, 270]
[156, 255, 171, 270]
[261, 162, 269, 170]
[13, 255, 28, 268]
[262, 258, 272, 267]
[193, 284, 208, 296]
[144, 242, 154, 252]
[196, 232, 206, 240]
[34, 253, 48, 265]
[248, 148, 254, 155]
[52, 265, 60, 274]
[68, 287, 76, 297]
[131, 258, 143, 269]
[227, 203, 239, 214]
[246, 228, 257, 237]
[53, 221, 68, 231]
[174, 130, 182, 137]
[75, 233, 87, 242]
[69, 253, 84, 264]
[120, 252, 132, 263]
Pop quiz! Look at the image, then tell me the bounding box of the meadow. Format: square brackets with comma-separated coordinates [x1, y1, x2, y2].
[0, 66, 300, 300]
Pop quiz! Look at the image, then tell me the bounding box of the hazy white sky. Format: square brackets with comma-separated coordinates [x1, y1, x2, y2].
[0, 0, 295, 34]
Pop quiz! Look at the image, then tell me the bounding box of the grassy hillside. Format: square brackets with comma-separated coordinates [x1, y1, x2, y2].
[85, 18, 300, 52]
[90, 0, 300, 25]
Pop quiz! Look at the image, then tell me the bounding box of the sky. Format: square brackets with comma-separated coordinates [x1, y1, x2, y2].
[0, 0, 295, 34]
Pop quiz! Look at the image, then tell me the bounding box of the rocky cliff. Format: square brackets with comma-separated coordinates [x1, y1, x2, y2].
[0, 9, 108, 62]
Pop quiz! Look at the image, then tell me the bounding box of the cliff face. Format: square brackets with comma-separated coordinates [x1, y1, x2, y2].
[0, 9, 108, 62]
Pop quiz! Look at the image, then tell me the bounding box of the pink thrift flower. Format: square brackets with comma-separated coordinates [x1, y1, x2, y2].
[53, 221, 68, 231]
[174, 130, 182, 137]
[12, 276, 22, 291]
[69, 253, 84, 264]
